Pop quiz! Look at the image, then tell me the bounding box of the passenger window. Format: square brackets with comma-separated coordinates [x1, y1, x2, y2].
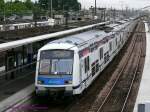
[92, 65, 96, 76]
[87, 56, 90, 71]
[109, 42, 112, 51]
[92, 60, 99, 76]
[120, 35, 122, 42]
[99, 48, 103, 60]
[96, 62, 99, 73]
[115, 38, 117, 46]
[84, 56, 90, 73]
[104, 52, 109, 64]
[84, 59, 87, 73]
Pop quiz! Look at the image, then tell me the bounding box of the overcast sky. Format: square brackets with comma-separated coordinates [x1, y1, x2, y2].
[78, 0, 150, 9]
[7, 0, 150, 10]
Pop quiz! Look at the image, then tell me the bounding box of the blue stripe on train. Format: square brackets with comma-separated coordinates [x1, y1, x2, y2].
[38, 76, 72, 85]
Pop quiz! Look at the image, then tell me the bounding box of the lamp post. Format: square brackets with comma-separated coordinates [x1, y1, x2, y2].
[3, 1, 6, 27]
[50, 0, 53, 18]
[95, 0, 97, 16]
[48, 0, 53, 18]
[91, 6, 94, 20]
[64, 5, 69, 29]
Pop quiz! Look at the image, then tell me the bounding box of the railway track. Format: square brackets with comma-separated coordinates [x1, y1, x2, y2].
[123, 26, 146, 112]
[87, 22, 145, 112]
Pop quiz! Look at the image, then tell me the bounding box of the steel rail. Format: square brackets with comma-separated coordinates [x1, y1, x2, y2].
[120, 29, 144, 112]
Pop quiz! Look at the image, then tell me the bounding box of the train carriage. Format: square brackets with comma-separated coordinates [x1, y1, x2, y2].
[0, 20, 54, 31]
[35, 19, 137, 96]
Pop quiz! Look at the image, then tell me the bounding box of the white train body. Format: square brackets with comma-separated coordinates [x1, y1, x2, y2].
[35, 19, 137, 95]
[0, 20, 55, 31]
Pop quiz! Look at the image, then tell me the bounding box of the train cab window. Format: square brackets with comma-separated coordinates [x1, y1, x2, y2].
[109, 42, 112, 51]
[84, 56, 90, 73]
[99, 48, 103, 60]
[39, 59, 50, 75]
[39, 50, 74, 75]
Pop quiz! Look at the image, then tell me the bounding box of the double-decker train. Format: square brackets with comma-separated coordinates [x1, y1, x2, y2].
[35, 19, 137, 96]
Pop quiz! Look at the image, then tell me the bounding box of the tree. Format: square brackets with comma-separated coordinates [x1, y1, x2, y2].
[0, 0, 4, 12]
[25, 0, 33, 10]
[33, 2, 41, 26]
[38, 0, 81, 12]
[4, 0, 29, 16]
[38, 0, 48, 10]
[0, 0, 5, 21]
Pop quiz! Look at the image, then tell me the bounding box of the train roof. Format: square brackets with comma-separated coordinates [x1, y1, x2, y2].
[107, 24, 119, 28]
[104, 22, 125, 33]
[36, 21, 49, 24]
[49, 30, 106, 46]
[119, 20, 128, 23]
[110, 20, 131, 32]
[47, 20, 131, 48]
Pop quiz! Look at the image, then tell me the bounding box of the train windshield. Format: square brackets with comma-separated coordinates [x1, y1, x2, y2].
[39, 50, 74, 75]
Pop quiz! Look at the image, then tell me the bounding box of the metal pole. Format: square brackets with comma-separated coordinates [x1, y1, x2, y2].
[3, 3, 6, 30]
[95, 0, 97, 16]
[50, 0, 53, 18]
[104, 9, 106, 22]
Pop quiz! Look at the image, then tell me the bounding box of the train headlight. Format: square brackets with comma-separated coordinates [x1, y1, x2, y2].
[38, 80, 43, 84]
[65, 80, 72, 84]
[68, 80, 72, 84]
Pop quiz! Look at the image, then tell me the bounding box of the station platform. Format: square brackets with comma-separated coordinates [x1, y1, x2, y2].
[133, 22, 150, 112]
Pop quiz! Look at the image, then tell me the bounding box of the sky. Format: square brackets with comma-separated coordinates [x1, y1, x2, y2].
[6, 0, 150, 10]
[78, 0, 150, 10]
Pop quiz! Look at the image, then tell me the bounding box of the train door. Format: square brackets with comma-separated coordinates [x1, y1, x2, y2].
[84, 56, 90, 88]
[80, 59, 85, 91]
[99, 47, 104, 70]
[80, 56, 90, 90]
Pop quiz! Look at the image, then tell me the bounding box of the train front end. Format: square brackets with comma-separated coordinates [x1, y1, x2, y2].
[35, 43, 80, 96]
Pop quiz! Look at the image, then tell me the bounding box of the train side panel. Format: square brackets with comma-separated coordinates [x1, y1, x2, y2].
[77, 20, 137, 95]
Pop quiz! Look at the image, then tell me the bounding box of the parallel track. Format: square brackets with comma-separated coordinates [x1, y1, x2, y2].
[94, 22, 145, 112]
